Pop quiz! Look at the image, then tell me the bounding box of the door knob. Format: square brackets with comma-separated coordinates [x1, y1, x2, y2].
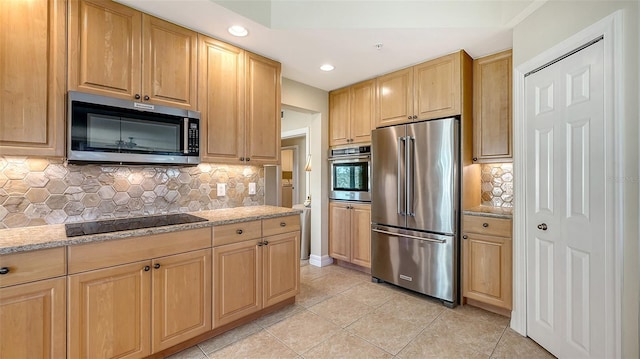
[537, 223, 548, 231]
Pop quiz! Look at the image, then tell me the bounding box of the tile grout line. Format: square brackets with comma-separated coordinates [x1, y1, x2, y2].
[488, 324, 509, 358]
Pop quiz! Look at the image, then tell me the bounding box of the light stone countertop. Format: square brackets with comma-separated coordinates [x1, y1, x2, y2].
[463, 205, 513, 220]
[0, 206, 301, 255]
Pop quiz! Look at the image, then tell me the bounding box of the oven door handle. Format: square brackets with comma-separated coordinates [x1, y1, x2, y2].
[328, 155, 370, 161]
[183, 118, 189, 154]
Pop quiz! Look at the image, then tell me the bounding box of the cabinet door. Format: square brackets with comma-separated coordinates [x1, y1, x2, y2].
[151, 249, 211, 352]
[414, 52, 461, 120]
[213, 240, 261, 328]
[142, 15, 197, 110]
[244, 52, 281, 165]
[198, 36, 245, 164]
[462, 233, 512, 309]
[350, 203, 371, 268]
[69, 0, 142, 100]
[0, 277, 66, 359]
[0, 0, 65, 157]
[329, 202, 351, 261]
[68, 261, 151, 359]
[350, 79, 375, 144]
[262, 231, 300, 307]
[473, 50, 512, 162]
[375, 67, 413, 128]
[329, 87, 350, 146]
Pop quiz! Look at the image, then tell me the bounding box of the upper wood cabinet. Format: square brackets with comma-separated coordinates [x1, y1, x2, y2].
[329, 79, 375, 146]
[199, 36, 281, 165]
[376, 51, 467, 128]
[473, 50, 513, 162]
[0, 0, 66, 157]
[69, 0, 197, 110]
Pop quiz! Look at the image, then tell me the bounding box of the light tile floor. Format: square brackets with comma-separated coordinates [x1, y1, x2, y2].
[168, 262, 555, 359]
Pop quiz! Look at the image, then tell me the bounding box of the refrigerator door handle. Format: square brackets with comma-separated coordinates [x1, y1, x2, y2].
[406, 135, 415, 217]
[371, 228, 446, 244]
[397, 136, 406, 216]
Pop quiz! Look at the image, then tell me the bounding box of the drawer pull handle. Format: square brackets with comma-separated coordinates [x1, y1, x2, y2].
[482, 223, 489, 228]
[537, 223, 548, 231]
[143, 266, 150, 272]
[236, 229, 243, 235]
[263, 240, 269, 246]
[280, 222, 286, 227]
[154, 263, 161, 269]
[258, 241, 264, 246]
[0, 267, 10, 275]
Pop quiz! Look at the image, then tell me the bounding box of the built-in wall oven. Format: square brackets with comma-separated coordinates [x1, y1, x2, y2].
[329, 145, 371, 202]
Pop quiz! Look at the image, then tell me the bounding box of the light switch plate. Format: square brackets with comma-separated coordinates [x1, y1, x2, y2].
[217, 183, 226, 197]
[248, 182, 256, 195]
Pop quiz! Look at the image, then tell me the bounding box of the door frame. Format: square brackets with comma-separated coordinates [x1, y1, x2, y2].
[282, 127, 311, 200]
[281, 145, 299, 205]
[512, 10, 623, 357]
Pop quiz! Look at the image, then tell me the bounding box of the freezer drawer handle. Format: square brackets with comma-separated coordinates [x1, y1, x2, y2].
[371, 228, 446, 244]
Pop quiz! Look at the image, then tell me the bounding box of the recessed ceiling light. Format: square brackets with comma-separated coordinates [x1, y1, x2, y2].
[228, 25, 248, 37]
[320, 64, 335, 72]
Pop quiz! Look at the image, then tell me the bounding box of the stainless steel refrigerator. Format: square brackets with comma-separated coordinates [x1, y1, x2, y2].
[371, 117, 460, 306]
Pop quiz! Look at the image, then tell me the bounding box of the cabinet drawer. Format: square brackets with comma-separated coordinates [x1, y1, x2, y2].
[68, 228, 211, 274]
[0, 247, 66, 287]
[213, 220, 262, 246]
[262, 215, 300, 237]
[463, 215, 512, 237]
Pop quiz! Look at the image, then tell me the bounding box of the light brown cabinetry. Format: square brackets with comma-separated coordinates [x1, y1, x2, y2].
[199, 36, 281, 164]
[329, 79, 375, 146]
[376, 51, 466, 128]
[67, 228, 211, 358]
[0, 0, 66, 157]
[69, 0, 197, 110]
[213, 216, 300, 328]
[329, 202, 371, 268]
[462, 215, 512, 312]
[0, 248, 67, 359]
[473, 50, 512, 162]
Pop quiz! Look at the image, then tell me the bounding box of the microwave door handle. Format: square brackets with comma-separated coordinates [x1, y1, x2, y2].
[397, 136, 406, 216]
[183, 118, 189, 154]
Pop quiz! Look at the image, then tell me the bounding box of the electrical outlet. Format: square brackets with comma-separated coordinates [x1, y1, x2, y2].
[217, 183, 226, 196]
[248, 182, 256, 195]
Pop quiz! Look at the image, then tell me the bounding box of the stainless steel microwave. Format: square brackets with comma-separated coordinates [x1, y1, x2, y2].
[68, 91, 200, 165]
[328, 145, 371, 202]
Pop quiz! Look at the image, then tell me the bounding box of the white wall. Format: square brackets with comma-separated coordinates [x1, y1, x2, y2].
[281, 78, 330, 265]
[513, 1, 639, 357]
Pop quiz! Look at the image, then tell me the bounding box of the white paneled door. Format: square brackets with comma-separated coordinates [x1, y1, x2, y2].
[525, 39, 606, 358]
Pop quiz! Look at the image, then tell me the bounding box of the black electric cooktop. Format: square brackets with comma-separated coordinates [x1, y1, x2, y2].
[64, 213, 208, 237]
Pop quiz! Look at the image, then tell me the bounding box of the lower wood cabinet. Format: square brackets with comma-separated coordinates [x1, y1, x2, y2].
[329, 202, 371, 268]
[462, 215, 512, 311]
[0, 277, 66, 359]
[68, 249, 211, 358]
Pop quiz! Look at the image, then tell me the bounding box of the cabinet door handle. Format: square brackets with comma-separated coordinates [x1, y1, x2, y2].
[263, 240, 269, 246]
[154, 263, 161, 269]
[257, 241, 263, 246]
[143, 95, 150, 101]
[280, 222, 286, 227]
[134, 94, 141, 100]
[472, 157, 478, 162]
[0, 267, 10, 275]
[407, 116, 412, 119]
[236, 229, 243, 235]
[240, 157, 245, 161]
[482, 223, 489, 227]
[412, 115, 417, 119]
[462, 235, 468, 240]
[143, 266, 150, 272]
[246, 157, 250, 162]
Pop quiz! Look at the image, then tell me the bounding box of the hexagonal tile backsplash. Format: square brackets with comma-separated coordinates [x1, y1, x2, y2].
[480, 163, 514, 207]
[0, 157, 264, 229]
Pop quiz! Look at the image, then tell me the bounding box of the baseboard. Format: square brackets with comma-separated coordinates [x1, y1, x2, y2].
[309, 254, 333, 267]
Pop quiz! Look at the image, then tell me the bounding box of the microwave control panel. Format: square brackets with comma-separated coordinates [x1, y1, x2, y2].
[188, 120, 199, 154]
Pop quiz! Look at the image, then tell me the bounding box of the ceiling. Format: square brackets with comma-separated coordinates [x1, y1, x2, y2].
[117, 0, 545, 92]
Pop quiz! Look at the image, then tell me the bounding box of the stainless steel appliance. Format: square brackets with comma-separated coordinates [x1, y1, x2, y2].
[68, 91, 200, 165]
[371, 117, 460, 306]
[328, 145, 371, 202]
[64, 213, 207, 237]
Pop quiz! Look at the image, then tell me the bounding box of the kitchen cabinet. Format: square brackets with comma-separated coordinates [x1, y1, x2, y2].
[375, 51, 468, 128]
[462, 215, 512, 312]
[329, 202, 371, 268]
[0, 0, 66, 157]
[212, 216, 299, 328]
[199, 36, 281, 164]
[0, 248, 67, 359]
[473, 50, 513, 162]
[329, 79, 375, 146]
[69, 0, 197, 110]
[67, 228, 211, 359]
